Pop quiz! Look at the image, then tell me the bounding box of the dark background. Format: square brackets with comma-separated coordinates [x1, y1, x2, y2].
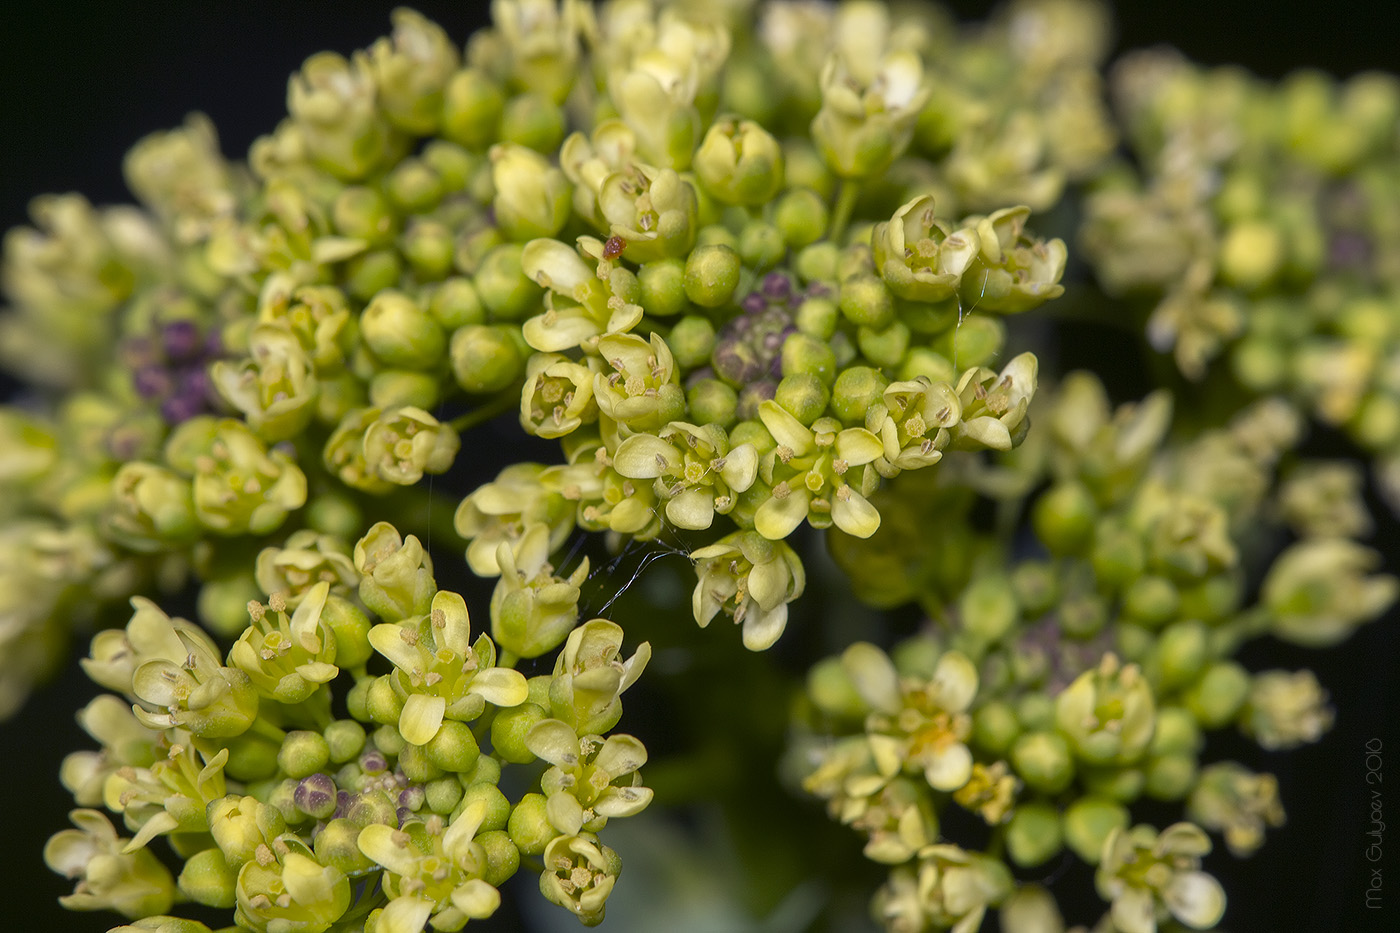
[0, 2, 1395, 932]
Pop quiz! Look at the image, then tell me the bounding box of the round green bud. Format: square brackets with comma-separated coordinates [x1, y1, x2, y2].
[346, 677, 374, 722]
[507, 792, 554, 856]
[1011, 561, 1059, 617]
[1080, 764, 1145, 802]
[638, 258, 689, 317]
[451, 324, 528, 394]
[1144, 753, 1198, 801]
[325, 720, 367, 764]
[1062, 797, 1129, 864]
[696, 223, 739, 250]
[476, 830, 521, 887]
[491, 702, 548, 764]
[1122, 574, 1180, 628]
[399, 741, 444, 783]
[668, 316, 717, 369]
[684, 244, 742, 308]
[806, 656, 867, 720]
[1220, 219, 1284, 290]
[323, 596, 372, 669]
[500, 92, 565, 153]
[932, 315, 1004, 369]
[366, 676, 404, 726]
[1032, 482, 1098, 556]
[370, 370, 441, 410]
[1151, 620, 1210, 690]
[314, 818, 378, 876]
[795, 244, 840, 288]
[277, 731, 331, 780]
[830, 366, 889, 424]
[462, 754, 503, 787]
[1011, 731, 1074, 794]
[422, 140, 475, 191]
[1006, 802, 1063, 868]
[1115, 622, 1155, 664]
[1016, 693, 1055, 733]
[1091, 521, 1146, 590]
[401, 220, 456, 281]
[857, 320, 910, 370]
[1060, 594, 1107, 639]
[458, 781, 511, 833]
[773, 187, 829, 247]
[959, 574, 1019, 645]
[1232, 336, 1289, 392]
[687, 378, 738, 427]
[838, 274, 895, 329]
[739, 221, 786, 272]
[362, 290, 446, 369]
[385, 158, 444, 214]
[427, 277, 486, 330]
[442, 68, 504, 150]
[475, 244, 544, 320]
[423, 719, 481, 773]
[781, 332, 838, 386]
[198, 575, 262, 639]
[1151, 706, 1202, 756]
[1175, 575, 1241, 623]
[972, 701, 1021, 756]
[222, 732, 282, 782]
[775, 373, 831, 426]
[178, 846, 237, 908]
[264, 779, 301, 825]
[425, 776, 466, 815]
[333, 186, 396, 246]
[793, 298, 838, 343]
[373, 724, 407, 758]
[897, 346, 955, 383]
[1184, 660, 1251, 728]
[345, 249, 404, 302]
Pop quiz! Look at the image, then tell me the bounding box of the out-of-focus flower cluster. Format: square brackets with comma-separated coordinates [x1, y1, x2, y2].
[0, 0, 1388, 931]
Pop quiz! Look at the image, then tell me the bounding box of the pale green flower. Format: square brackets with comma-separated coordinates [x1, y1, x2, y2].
[538, 832, 622, 927]
[210, 324, 320, 442]
[559, 121, 640, 229]
[491, 522, 588, 660]
[123, 113, 237, 244]
[188, 419, 307, 536]
[811, 48, 929, 178]
[367, 7, 461, 134]
[592, 332, 685, 431]
[690, 531, 805, 650]
[490, 143, 572, 241]
[871, 195, 981, 303]
[229, 582, 339, 704]
[527, 719, 653, 836]
[455, 463, 575, 576]
[60, 695, 162, 808]
[520, 351, 600, 438]
[597, 163, 699, 262]
[521, 236, 644, 352]
[254, 530, 359, 607]
[491, 0, 591, 104]
[1053, 653, 1156, 766]
[368, 589, 528, 745]
[693, 117, 784, 206]
[362, 405, 460, 486]
[234, 835, 351, 933]
[1095, 822, 1226, 933]
[287, 50, 398, 179]
[44, 809, 174, 918]
[358, 804, 500, 933]
[101, 461, 199, 552]
[548, 619, 651, 734]
[1187, 762, 1286, 857]
[1241, 669, 1334, 750]
[104, 742, 229, 852]
[612, 421, 758, 530]
[871, 843, 1013, 933]
[755, 402, 885, 539]
[1263, 538, 1398, 646]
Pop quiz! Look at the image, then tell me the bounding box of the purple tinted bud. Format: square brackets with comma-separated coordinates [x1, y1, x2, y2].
[762, 330, 785, 354]
[160, 394, 203, 425]
[713, 340, 764, 386]
[359, 749, 389, 774]
[805, 282, 832, 299]
[396, 806, 416, 825]
[398, 785, 426, 812]
[294, 773, 339, 820]
[133, 366, 172, 400]
[178, 366, 211, 402]
[120, 336, 158, 369]
[203, 328, 225, 358]
[334, 790, 353, 818]
[741, 291, 767, 314]
[107, 425, 148, 462]
[163, 320, 202, 361]
[761, 272, 792, 302]
[685, 365, 717, 389]
[736, 379, 778, 420]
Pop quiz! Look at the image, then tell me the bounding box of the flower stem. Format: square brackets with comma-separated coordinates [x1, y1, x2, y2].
[829, 178, 861, 243]
[450, 388, 521, 433]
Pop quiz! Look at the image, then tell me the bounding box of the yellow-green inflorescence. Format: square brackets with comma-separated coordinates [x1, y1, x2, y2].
[0, 0, 1389, 931]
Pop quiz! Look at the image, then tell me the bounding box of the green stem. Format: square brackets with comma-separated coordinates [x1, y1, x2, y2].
[248, 717, 288, 744]
[499, 648, 520, 669]
[829, 178, 861, 243]
[450, 387, 521, 434]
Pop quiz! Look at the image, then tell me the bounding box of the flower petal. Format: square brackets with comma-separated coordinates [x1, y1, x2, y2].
[468, 667, 529, 708]
[526, 719, 581, 768]
[1164, 870, 1226, 929]
[755, 487, 810, 540]
[399, 693, 446, 746]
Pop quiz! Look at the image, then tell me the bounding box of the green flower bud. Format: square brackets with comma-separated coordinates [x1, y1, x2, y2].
[426, 277, 486, 330]
[1016, 694, 1055, 733]
[1063, 797, 1130, 864]
[475, 243, 544, 320]
[492, 702, 548, 764]
[361, 290, 446, 370]
[367, 8, 458, 134]
[451, 324, 529, 395]
[476, 830, 520, 888]
[684, 244, 742, 308]
[812, 50, 928, 178]
[739, 221, 786, 272]
[687, 378, 738, 427]
[973, 701, 1022, 756]
[178, 846, 237, 909]
[1081, 763, 1146, 802]
[354, 522, 436, 621]
[830, 366, 889, 424]
[491, 143, 572, 241]
[857, 320, 910, 370]
[838, 274, 894, 329]
[385, 158, 445, 215]
[695, 117, 785, 205]
[507, 793, 554, 857]
[1032, 482, 1097, 556]
[1007, 802, 1063, 868]
[369, 369, 441, 410]
[775, 373, 831, 426]
[1184, 660, 1251, 729]
[399, 742, 444, 783]
[668, 316, 717, 369]
[781, 332, 838, 385]
[1000, 885, 1066, 933]
[424, 776, 465, 815]
[794, 295, 839, 339]
[1010, 731, 1074, 794]
[500, 92, 566, 153]
[373, 723, 407, 759]
[637, 258, 689, 317]
[333, 186, 396, 246]
[400, 219, 456, 281]
[278, 731, 331, 780]
[441, 68, 505, 149]
[313, 818, 377, 877]
[1122, 575, 1180, 628]
[455, 781, 510, 835]
[773, 188, 830, 249]
[421, 719, 480, 774]
[324, 720, 366, 764]
[1144, 753, 1199, 801]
